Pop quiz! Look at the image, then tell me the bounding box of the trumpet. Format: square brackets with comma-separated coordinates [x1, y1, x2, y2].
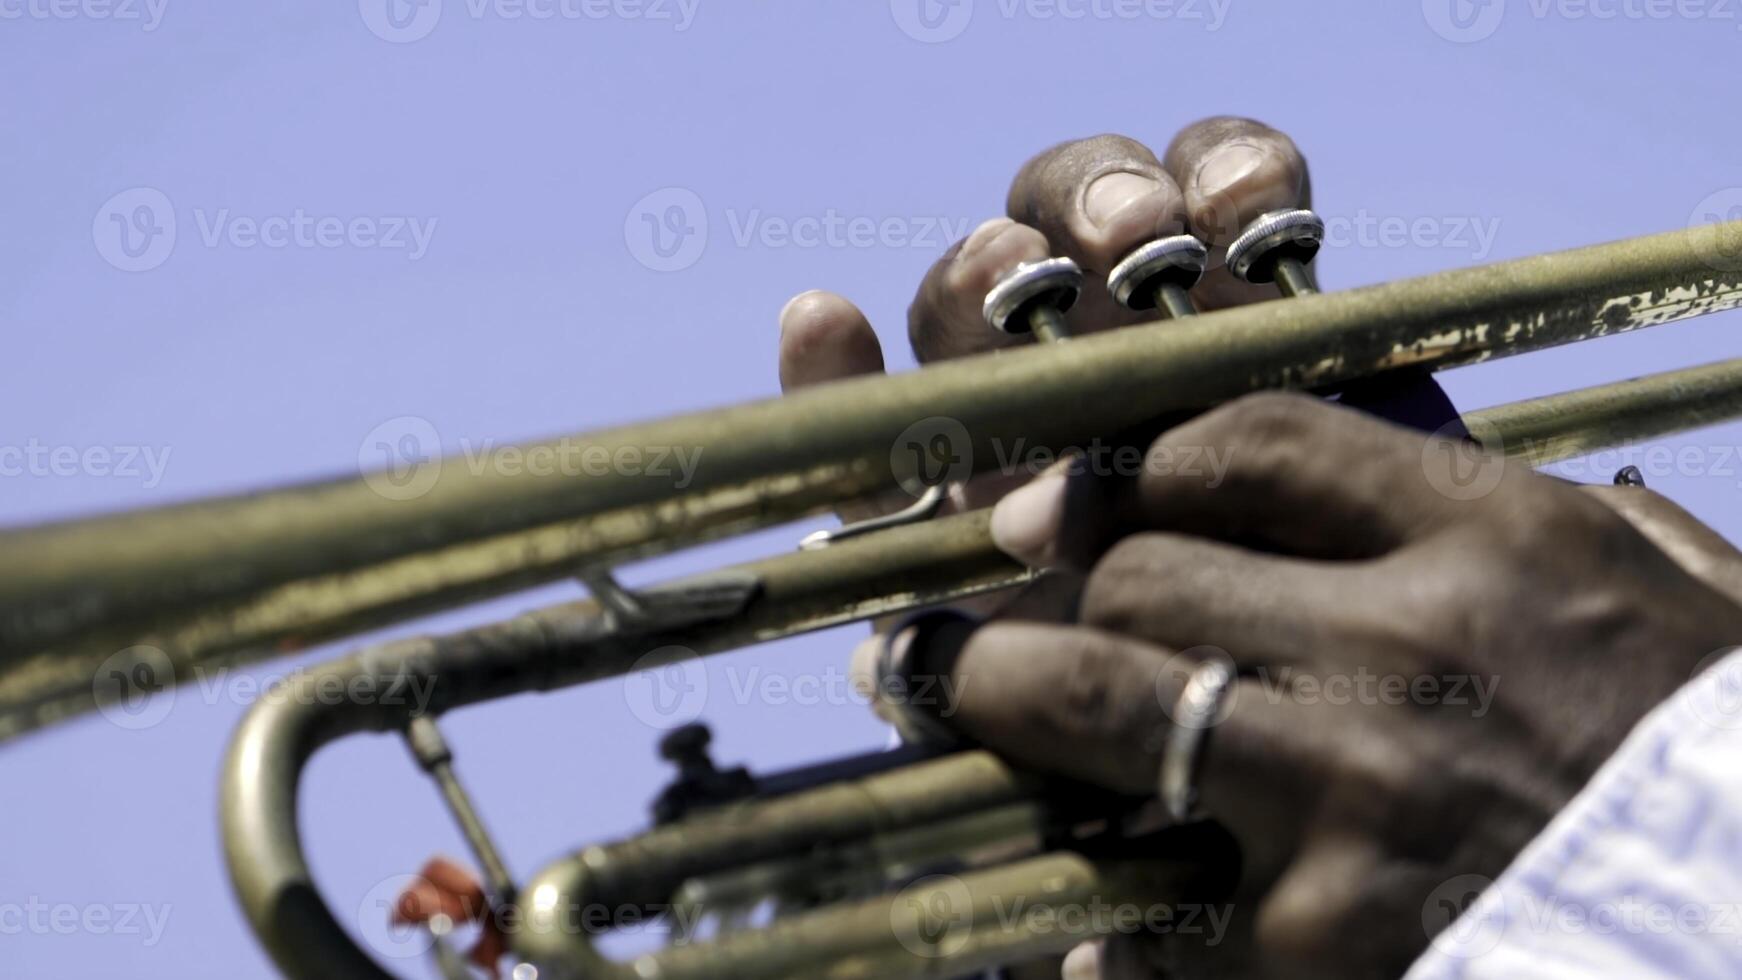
[6, 216, 1742, 978]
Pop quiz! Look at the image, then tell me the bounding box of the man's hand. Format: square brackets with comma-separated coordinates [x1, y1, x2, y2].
[917, 392, 1742, 979]
[775, 118, 1314, 579]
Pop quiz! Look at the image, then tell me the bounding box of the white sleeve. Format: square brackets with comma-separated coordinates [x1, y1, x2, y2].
[1404, 647, 1742, 979]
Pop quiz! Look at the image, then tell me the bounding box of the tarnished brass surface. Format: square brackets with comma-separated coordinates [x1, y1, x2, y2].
[6, 221, 1742, 724]
[1464, 357, 1742, 466]
[217, 359, 1742, 980]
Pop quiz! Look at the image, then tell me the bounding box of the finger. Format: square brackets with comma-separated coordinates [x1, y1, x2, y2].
[1123, 393, 1467, 559]
[392, 856, 487, 925]
[1061, 940, 1103, 980]
[1251, 833, 1387, 975]
[993, 393, 1467, 567]
[933, 622, 1185, 793]
[1081, 533, 1396, 670]
[1163, 116, 1309, 250]
[779, 289, 918, 531]
[1584, 483, 1742, 605]
[908, 218, 1052, 362]
[1005, 134, 1188, 277]
[778, 289, 884, 391]
[988, 455, 1125, 570]
[1162, 117, 1311, 310]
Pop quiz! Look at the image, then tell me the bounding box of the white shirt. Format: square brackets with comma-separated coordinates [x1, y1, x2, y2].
[1406, 648, 1742, 978]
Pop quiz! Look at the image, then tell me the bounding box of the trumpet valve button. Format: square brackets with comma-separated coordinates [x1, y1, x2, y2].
[982, 256, 1084, 334]
[1106, 234, 1209, 310]
[1225, 208, 1325, 284]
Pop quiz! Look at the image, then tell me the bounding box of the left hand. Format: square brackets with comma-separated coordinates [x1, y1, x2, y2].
[916, 391, 1742, 979]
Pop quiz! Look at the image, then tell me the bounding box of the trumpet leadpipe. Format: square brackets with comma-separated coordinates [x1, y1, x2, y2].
[6, 221, 1741, 690]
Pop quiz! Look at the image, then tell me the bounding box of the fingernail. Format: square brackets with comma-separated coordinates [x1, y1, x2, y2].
[989, 470, 1067, 566]
[850, 635, 897, 723]
[1194, 142, 1266, 199]
[959, 217, 1018, 261]
[1062, 941, 1102, 980]
[1084, 172, 1163, 230]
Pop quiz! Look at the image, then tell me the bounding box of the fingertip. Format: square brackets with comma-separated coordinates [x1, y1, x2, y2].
[1165, 118, 1307, 246]
[989, 469, 1068, 567]
[777, 289, 884, 390]
[1062, 939, 1103, 980]
[1074, 169, 1188, 267]
[946, 219, 1050, 296]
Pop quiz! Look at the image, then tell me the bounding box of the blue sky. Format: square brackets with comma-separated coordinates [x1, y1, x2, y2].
[3, 2, 1741, 976]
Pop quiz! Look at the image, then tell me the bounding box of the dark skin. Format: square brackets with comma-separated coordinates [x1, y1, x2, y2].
[921, 393, 1742, 978]
[782, 117, 1742, 977]
[406, 119, 1742, 977]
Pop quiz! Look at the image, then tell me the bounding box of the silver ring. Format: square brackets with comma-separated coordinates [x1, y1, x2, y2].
[1160, 658, 1236, 823]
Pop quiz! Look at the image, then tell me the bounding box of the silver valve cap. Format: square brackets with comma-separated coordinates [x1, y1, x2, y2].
[982, 256, 1084, 334]
[1106, 234, 1210, 311]
[1225, 208, 1325, 284]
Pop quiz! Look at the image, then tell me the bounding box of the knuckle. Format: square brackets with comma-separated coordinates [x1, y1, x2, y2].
[1082, 535, 1167, 629]
[1175, 391, 1319, 478]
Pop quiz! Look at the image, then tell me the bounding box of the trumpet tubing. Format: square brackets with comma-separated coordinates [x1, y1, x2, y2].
[6, 219, 1742, 979]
